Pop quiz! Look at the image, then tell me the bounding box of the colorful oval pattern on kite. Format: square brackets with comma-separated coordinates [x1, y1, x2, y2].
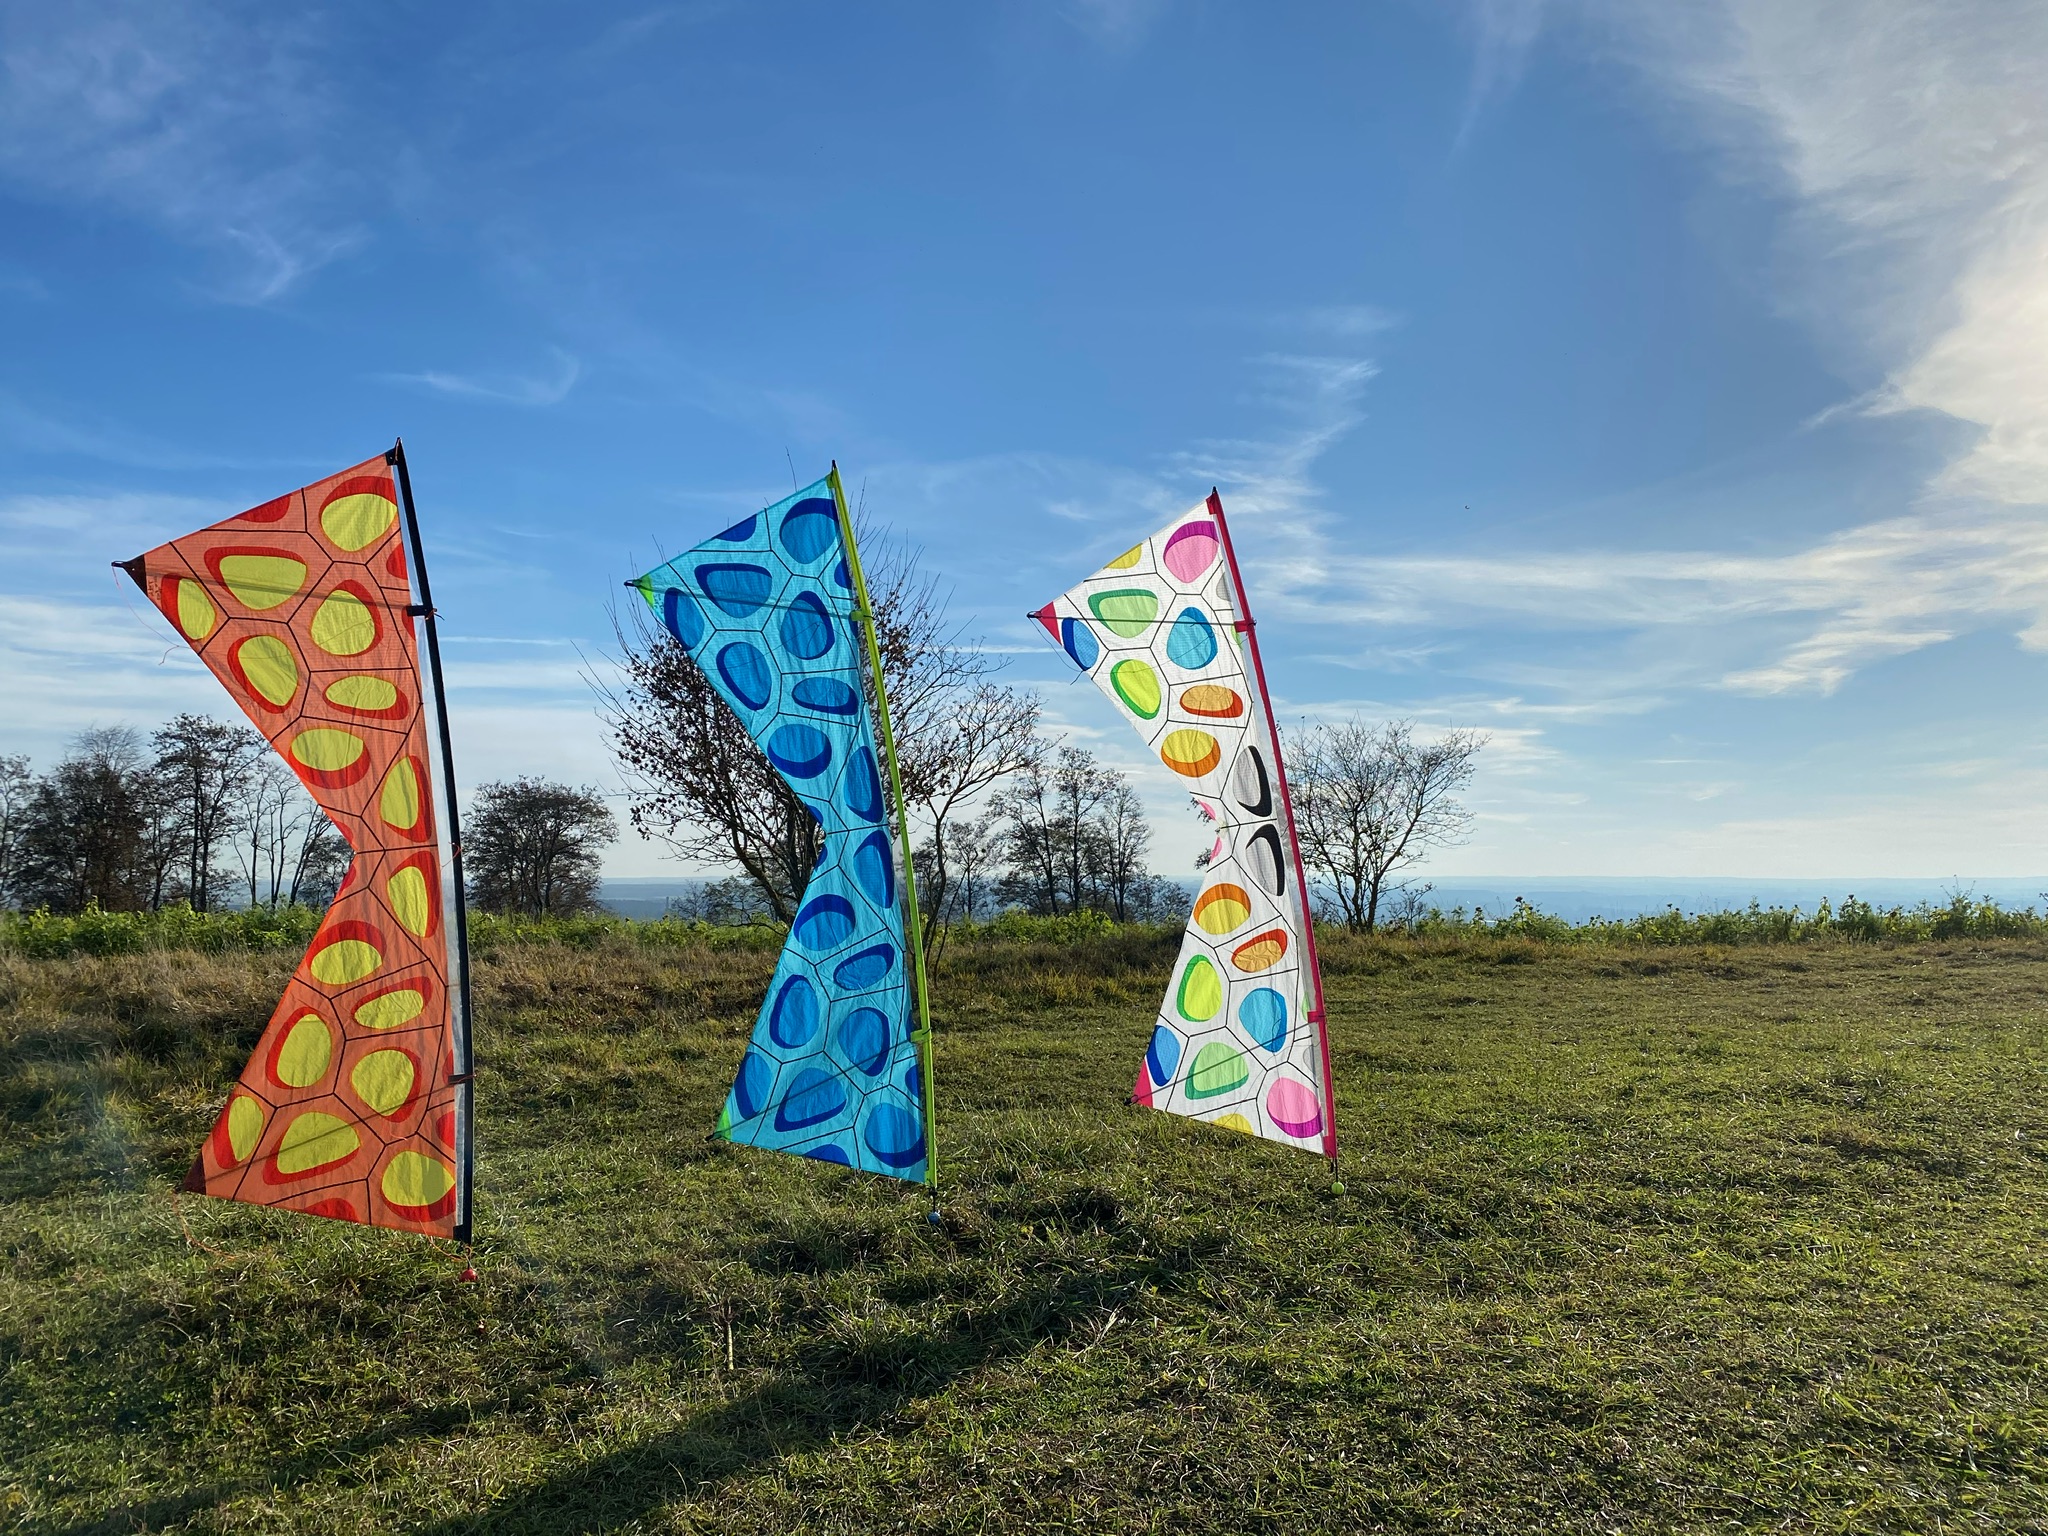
[1088, 588, 1158, 638]
[733, 1050, 773, 1120]
[318, 482, 398, 552]
[381, 1151, 456, 1219]
[270, 1013, 333, 1089]
[780, 590, 835, 659]
[1231, 746, 1272, 815]
[1185, 1041, 1250, 1099]
[793, 894, 857, 951]
[379, 758, 424, 834]
[290, 728, 370, 788]
[272, 1111, 359, 1177]
[1239, 987, 1288, 1051]
[219, 1094, 264, 1165]
[861, 1103, 924, 1168]
[853, 829, 894, 906]
[715, 515, 758, 543]
[231, 635, 299, 710]
[1105, 544, 1144, 571]
[354, 983, 426, 1031]
[1165, 608, 1218, 669]
[662, 587, 704, 647]
[1245, 825, 1285, 897]
[309, 922, 384, 986]
[1231, 928, 1289, 973]
[1180, 684, 1243, 719]
[1146, 1024, 1182, 1087]
[168, 577, 217, 641]
[386, 863, 433, 937]
[838, 1007, 891, 1076]
[1160, 729, 1222, 778]
[717, 641, 774, 710]
[1110, 658, 1161, 719]
[1176, 955, 1223, 1022]
[352, 1049, 416, 1117]
[1060, 617, 1099, 670]
[1161, 520, 1220, 583]
[775, 1068, 847, 1131]
[845, 747, 884, 822]
[792, 676, 860, 715]
[833, 943, 895, 990]
[1193, 883, 1252, 935]
[212, 551, 307, 612]
[696, 562, 773, 617]
[1265, 1078, 1322, 1138]
[324, 675, 399, 714]
[310, 587, 379, 656]
[779, 498, 840, 563]
[769, 975, 820, 1048]
[766, 723, 832, 779]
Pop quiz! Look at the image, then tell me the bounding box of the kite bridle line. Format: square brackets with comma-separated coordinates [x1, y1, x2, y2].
[388, 439, 480, 1257]
[828, 463, 941, 1217]
[1204, 489, 1341, 1190]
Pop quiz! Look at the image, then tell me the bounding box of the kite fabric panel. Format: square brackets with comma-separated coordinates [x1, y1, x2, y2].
[125, 454, 471, 1237]
[1033, 501, 1333, 1155]
[632, 478, 927, 1182]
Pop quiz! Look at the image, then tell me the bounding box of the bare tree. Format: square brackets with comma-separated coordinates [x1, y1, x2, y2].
[153, 714, 261, 912]
[1095, 782, 1152, 922]
[600, 521, 1039, 936]
[989, 745, 1141, 917]
[230, 755, 348, 909]
[466, 778, 618, 917]
[1290, 719, 1485, 933]
[0, 754, 34, 908]
[12, 729, 150, 912]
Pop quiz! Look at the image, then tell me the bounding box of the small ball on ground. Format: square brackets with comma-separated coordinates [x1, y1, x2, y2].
[1329, 1180, 1346, 1196]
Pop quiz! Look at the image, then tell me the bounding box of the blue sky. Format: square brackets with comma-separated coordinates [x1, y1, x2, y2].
[4, 0, 2046, 879]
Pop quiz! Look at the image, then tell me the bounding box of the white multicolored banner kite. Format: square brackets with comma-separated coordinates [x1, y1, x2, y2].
[1033, 492, 1336, 1163]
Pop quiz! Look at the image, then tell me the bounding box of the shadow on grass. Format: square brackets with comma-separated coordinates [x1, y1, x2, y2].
[414, 1242, 1204, 1536]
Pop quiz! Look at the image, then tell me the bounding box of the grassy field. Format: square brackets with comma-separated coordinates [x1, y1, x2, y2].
[4, 929, 2047, 1534]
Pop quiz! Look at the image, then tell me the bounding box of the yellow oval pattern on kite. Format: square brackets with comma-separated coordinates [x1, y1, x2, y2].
[1176, 954, 1223, 1022]
[274, 1013, 332, 1088]
[225, 1094, 264, 1162]
[351, 1050, 416, 1116]
[354, 987, 425, 1031]
[1212, 1112, 1256, 1135]
[379, 758, 422, 831]
[1160, 728, 1222, 778]
[324, 675, 397, 712]
[290, 728, 365, 774]
[218, 554, 307, 611]
[1231, 929, 1289, 973]
[175, 580, 218, 641]
[320, 492, 398, 552]
[310, 937, 382, 987]
[1105, 544, 1144, 571]
[387, 865, 431, 936]
[236, 635, 299, 708]
[1193, 883, 1252, 935]
[310, 589, 376, 656]
[1109, 658, 1162, 719]
[1180, 684, 1244, 719]
[382, 1150, 455, 1210]
[274, 1111, 359, 1175]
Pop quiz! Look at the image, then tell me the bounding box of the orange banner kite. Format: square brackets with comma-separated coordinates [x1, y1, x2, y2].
[121, 449, 472, 1239]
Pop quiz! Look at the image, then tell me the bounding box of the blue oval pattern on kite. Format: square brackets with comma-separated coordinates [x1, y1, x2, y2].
[774, 1068, 847, 1131]
[833, 557, 851, 590]
[714, 515, 758, 543]
[661, 587, 703, 648]
[1239, 987, 1288, 1052]
[905, 1061, 921, 1100]
[804, 1143, 851, 1166]
[779, 590, 835, 659]
[696, 562, 773, 617]
[769, 974, 820, 1048]
[853, 829, 894, 906]
[792, 677, 860, 715]
[833, 943, 895, 990]
[717, 641, 774, 711]
[765, 723, 832, 779]
[1166, 608, 1218, 669]
[838, 1006, 891, 1076]
[845, 747, 883, 822]
[793, 894, 856, 951]
[778, 498, 840, 563]
[1060, 618, 1099, 671]
[1147, 1025, 1182, 1087]
[861, 1103, 924, 1169]
[732, 1050, 773, 1121]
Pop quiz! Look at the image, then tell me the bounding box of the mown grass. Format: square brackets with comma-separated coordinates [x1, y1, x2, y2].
[4, 930, 2047, 1533]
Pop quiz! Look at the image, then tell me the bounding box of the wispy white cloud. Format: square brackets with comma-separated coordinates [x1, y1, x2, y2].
[1455, 0, 1548, 144]
[386, 349, 584, 407]
[0, 2, 377, 301]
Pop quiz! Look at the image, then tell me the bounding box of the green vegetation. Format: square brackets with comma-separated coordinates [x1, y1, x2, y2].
[4, 930, 2047, 1532]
